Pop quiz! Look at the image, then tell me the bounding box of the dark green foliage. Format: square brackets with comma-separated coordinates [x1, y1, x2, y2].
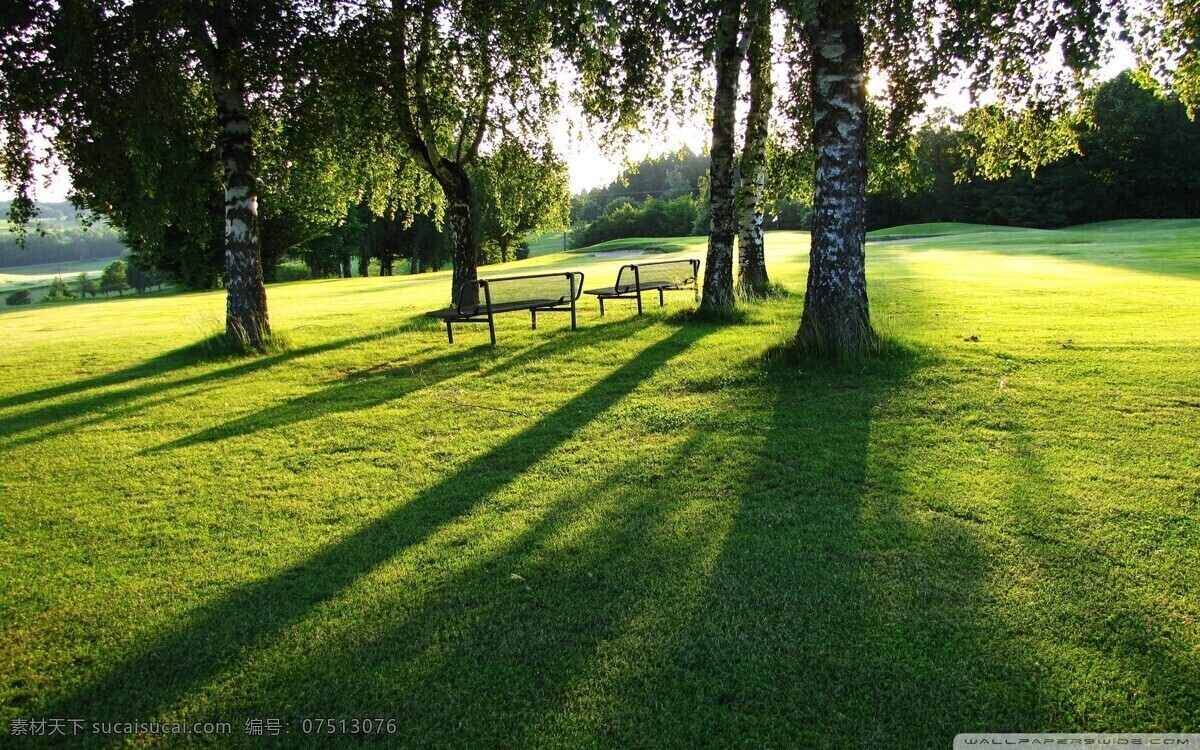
[74, 272, 98, 298]
[126, 263, 167, 294]
[303, 208, 364, 279]
[570, 196, 701, 248]
[5, 288, 32, 306]
[42, 276, 76, 302]
[869, 73, 1200, 230]
[571, 148, 709, 223]
[100, 260, 129, 297]
[272, 261, 313, 283]
[359, 212, 449, 276]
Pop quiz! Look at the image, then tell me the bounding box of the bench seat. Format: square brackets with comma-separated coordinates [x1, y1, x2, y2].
[425, 272, 584, 344]
[583, 259, 700, 315]
[426, 298, 565, 319]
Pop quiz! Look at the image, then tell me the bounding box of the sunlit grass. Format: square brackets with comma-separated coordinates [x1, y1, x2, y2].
[1, 221, 1198, 747]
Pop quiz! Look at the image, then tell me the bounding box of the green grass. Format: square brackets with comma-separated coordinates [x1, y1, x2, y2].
[524, 229, 571, 257]
[2, 222, 1199, 747]
[866, 221, 1027, 240]
[567, 235, 704, 255]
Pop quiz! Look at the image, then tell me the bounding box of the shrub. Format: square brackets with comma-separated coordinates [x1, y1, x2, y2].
[100, 260, 129, 296]
[273, 261, 313, 283]
[5, 288, 33, 306]
[42, 276, 76, 302]
[571, 196, 701, 249]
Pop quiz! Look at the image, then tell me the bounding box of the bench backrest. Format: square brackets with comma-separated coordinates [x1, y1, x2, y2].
[456, 271, 584, 315]
[614, 259, 700, 293]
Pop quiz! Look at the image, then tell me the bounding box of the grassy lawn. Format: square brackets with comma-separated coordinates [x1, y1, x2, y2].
[524, 229, 571, 257]
[1, 222, 1198, 747]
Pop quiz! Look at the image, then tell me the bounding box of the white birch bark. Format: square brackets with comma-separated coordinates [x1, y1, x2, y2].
[797, 0, 872, 354]
[737, 0, 773, 298]
[701, 0, 746, 314]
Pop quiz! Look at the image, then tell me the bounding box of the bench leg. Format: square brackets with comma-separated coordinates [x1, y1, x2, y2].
[599, 298, 605, 316]
[659, 289, 665, 307]
[446, 320, 454, 344]
[531, 309, 537, 330]
[488, 314, 496, 345]
[570, 300, 577, 330]
[636, 290, 643, 316]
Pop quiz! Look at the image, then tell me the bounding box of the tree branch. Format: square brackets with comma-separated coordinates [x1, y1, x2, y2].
[390, 0, 441, 174]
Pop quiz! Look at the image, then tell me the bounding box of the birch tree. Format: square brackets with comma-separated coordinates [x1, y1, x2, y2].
[699, 0, 748, 314]
[2, 0, 314, 348]
[784, 0, 1140, 355]
[331, 0, 560, 303]
[736, 0, 774, 298]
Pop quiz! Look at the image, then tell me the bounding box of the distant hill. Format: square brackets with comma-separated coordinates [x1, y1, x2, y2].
[1, 202, 124, 268]
[1, 201, 95, 227]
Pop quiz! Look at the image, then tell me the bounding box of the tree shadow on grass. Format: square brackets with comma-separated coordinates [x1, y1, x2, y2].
[171, 337, 1011, 749]
[521, 343, 1038, 748]
[38, 323, 712, 735]
[978, 426, 1200, 729]
[0, 314, 649, 452]
[203, 429, 723, 748]
[144, 315, 657, 454]
[0, 319, 431, 446]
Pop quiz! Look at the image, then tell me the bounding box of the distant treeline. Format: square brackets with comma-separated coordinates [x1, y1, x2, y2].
[571, 149, 709, 225]
[1, 203, 126, 267]
[870, 72, 1200, 230]
[567, 72, 1200, 247]
[569, 148, 812, 248]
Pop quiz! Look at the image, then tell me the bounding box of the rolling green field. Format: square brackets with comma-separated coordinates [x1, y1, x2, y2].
[2, 222, 1198, 747]
[0, 256, 129, 299]
[525, 229, 571, 257]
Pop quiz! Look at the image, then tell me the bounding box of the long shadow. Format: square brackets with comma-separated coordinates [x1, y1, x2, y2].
[985, 425, 1200, 728]
[0, 319, 431, 446]
[40, 323, 710, 732]
[146, 315, 655, 453]
[535, 344, 1029, 747]
[205, 430, 720, 748]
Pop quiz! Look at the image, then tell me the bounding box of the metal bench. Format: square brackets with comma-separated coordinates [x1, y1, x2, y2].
[426, 271, 584, 345]
[583, 258, 701, 315]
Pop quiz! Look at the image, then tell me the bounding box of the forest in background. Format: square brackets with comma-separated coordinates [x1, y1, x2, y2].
[6, 72, 1196, 285]
[568, 71, 1200, 243]
[0, 202, 125, 267]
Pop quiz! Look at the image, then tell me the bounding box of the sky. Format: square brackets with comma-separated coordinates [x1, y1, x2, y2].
[3, 40, 1139, 204]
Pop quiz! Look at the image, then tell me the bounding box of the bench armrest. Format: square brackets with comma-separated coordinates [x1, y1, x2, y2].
[454, 279, 491, 316]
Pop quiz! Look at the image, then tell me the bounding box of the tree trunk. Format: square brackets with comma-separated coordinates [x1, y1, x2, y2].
[737, 0, 772, 298]
[797, 1, 872, 355]
[340, 250, 352, 279]
[214, 74, 270, 347]
[442, 163, 479, 305]
[700, 0, 745, 315]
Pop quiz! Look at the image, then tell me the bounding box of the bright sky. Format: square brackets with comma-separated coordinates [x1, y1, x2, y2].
[2, 41, 1140, 204]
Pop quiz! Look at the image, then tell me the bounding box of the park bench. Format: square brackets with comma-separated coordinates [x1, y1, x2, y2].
[426, 271, 584, 345]
[583, 258, 701, 315]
